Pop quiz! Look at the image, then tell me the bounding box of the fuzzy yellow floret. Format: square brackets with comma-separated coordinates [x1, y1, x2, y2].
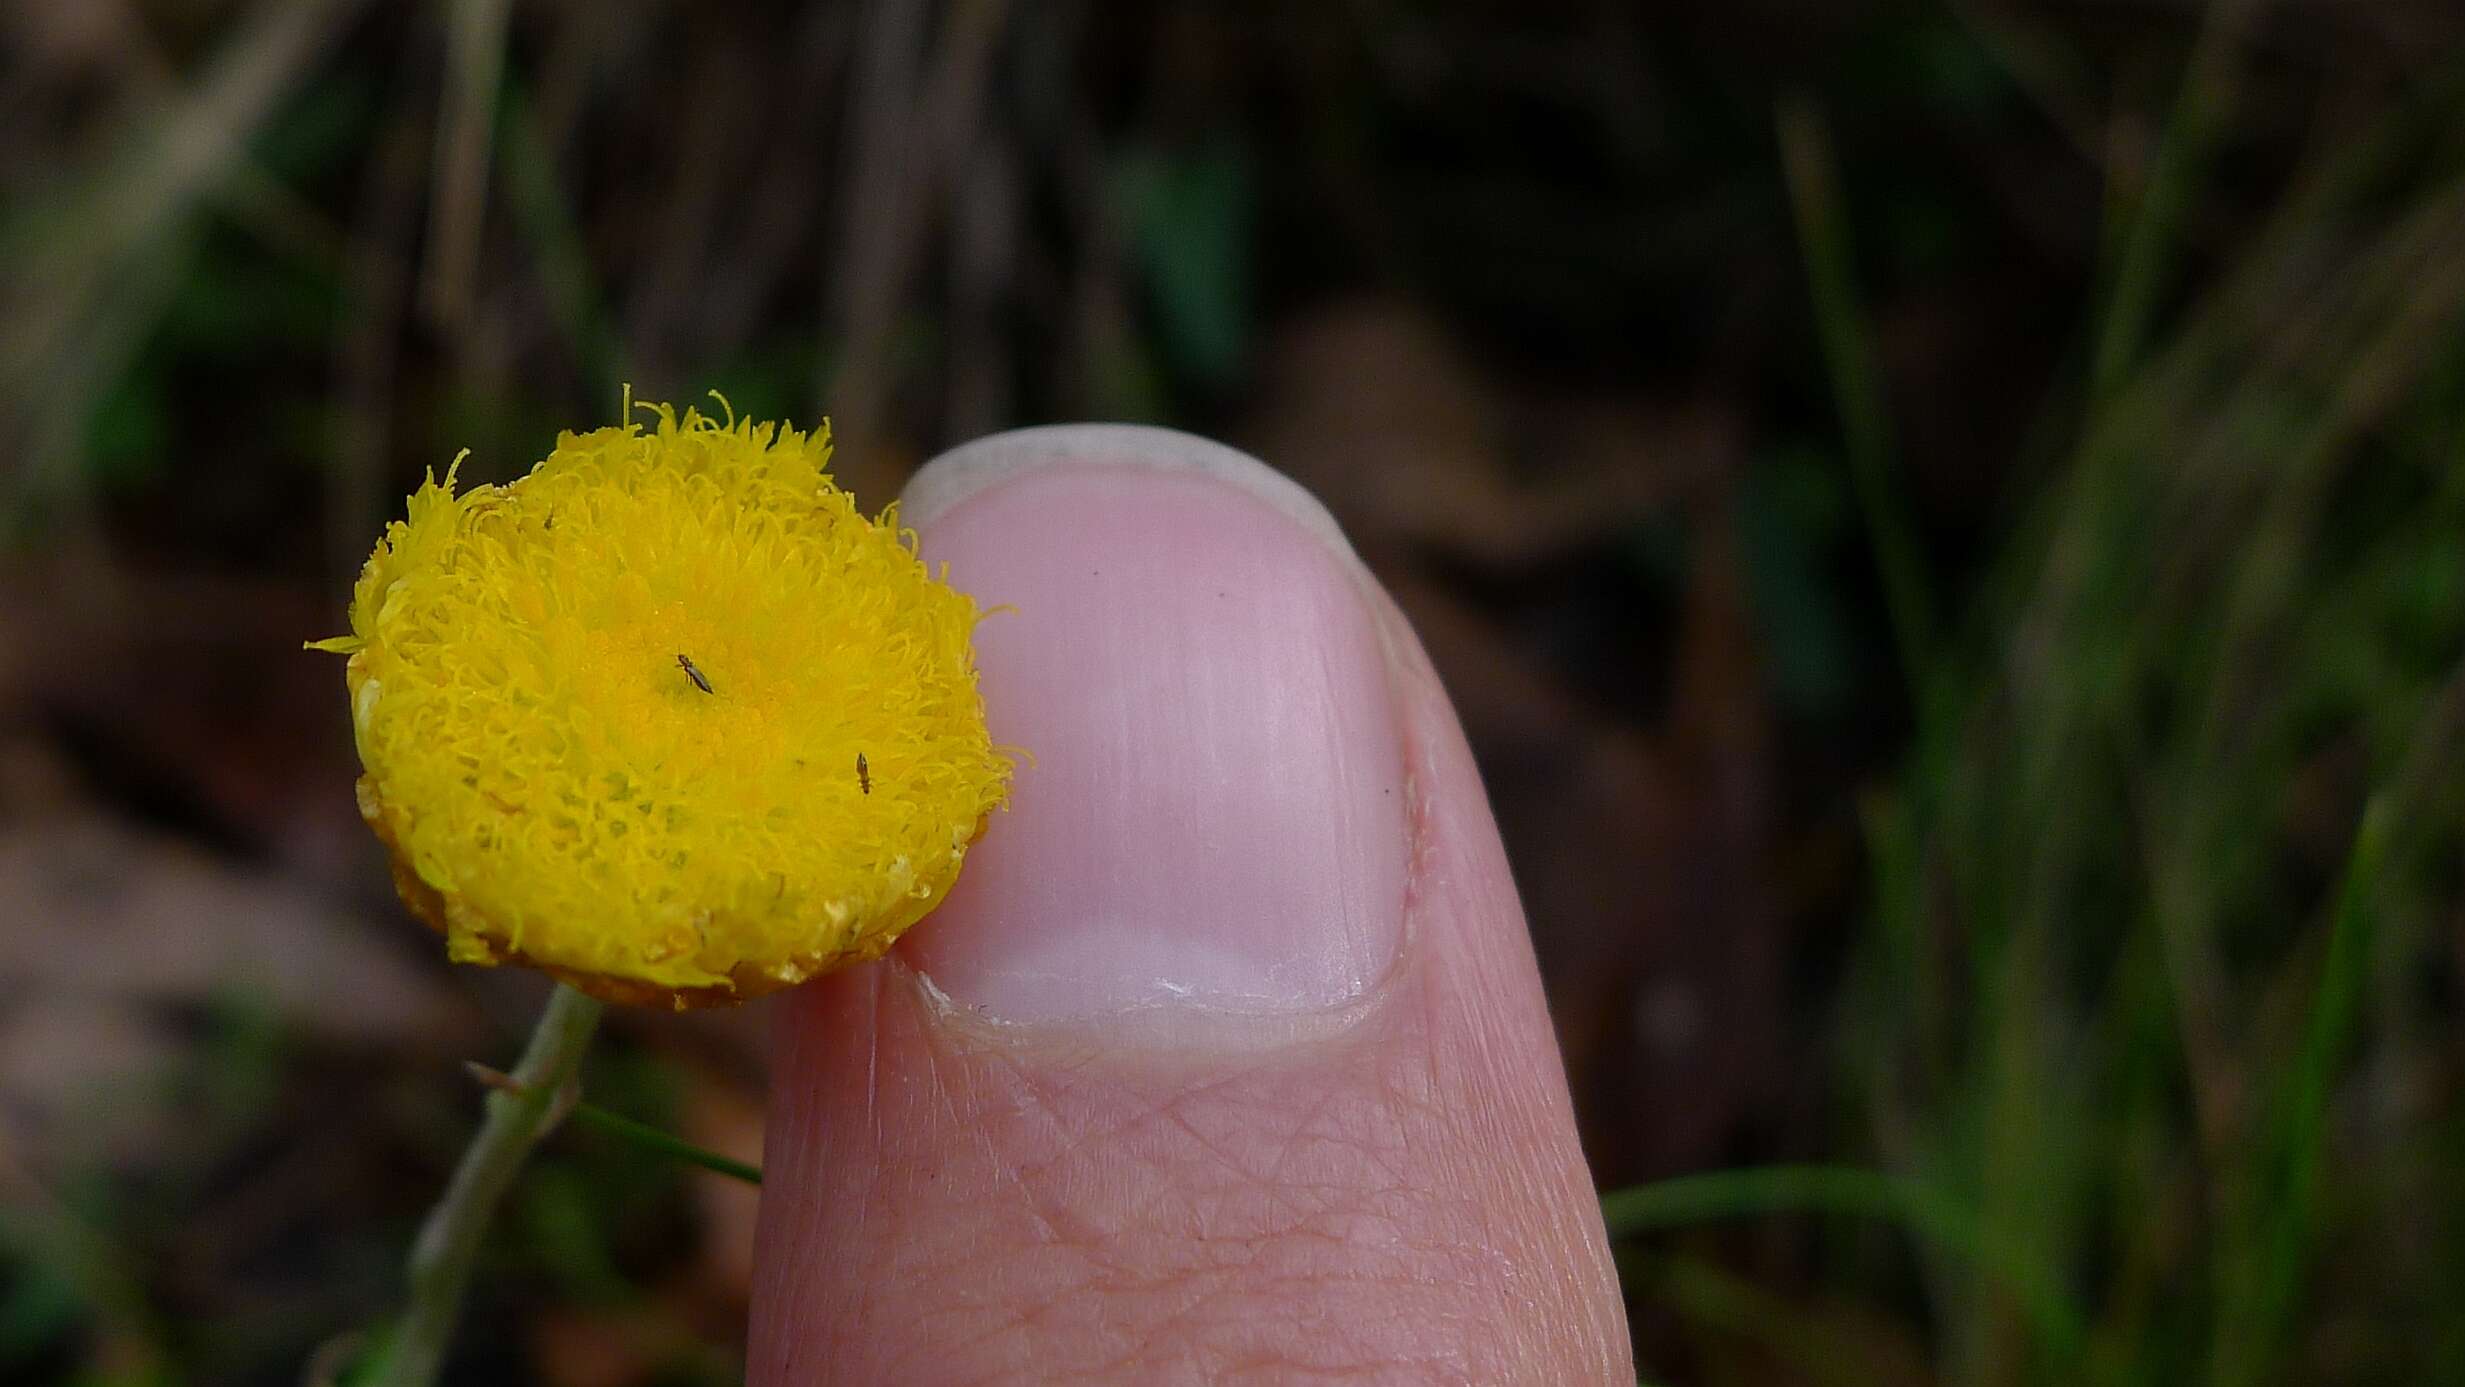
[312, 397, 1010, 1008]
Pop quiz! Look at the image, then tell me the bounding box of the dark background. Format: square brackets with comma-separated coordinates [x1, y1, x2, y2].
[6, 1, 2465, 1382]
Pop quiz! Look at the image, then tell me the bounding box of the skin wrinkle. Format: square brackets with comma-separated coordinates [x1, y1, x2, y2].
[1007, 1060, 1219, 1255]
[1156, 1100, 1316, 1228]
[1260, 1083, 1412, 1198]
[1017, 1062, 1268, 1191]
[1123, 1285, 1468, 1387]
[1063, 1264, 1435, 1386]
[941, 1068, 1097, 1267]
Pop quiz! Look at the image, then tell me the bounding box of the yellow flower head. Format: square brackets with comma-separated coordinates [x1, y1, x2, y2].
[311, 396, 1010, 1008]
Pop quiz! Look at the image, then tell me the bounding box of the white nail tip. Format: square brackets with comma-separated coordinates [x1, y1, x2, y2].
[903, 424, 1356, 559]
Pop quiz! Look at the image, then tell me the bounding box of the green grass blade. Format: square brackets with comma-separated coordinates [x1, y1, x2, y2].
[568, 1101, 764, 1188]
[1776, 95, 1934, 692]
[1602, 1164, 2086, 1365]
[2209, 797, 2389, 1386]
[2088, 0, 2261, 405]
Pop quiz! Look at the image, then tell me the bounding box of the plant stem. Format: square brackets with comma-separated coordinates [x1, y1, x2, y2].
[378, 982, 604, 1387]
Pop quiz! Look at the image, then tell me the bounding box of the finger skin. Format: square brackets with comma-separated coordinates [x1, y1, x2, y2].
[748, 456, 1632, 1384]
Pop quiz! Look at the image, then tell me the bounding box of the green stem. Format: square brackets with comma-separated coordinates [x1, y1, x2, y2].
[378, 982, 604, 1387]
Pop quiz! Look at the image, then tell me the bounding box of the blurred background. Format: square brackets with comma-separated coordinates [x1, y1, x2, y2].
[6, 0, 2465, 1382]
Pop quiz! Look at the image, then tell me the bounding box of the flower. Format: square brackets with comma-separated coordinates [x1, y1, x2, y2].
[310, 396, 1010, 1008]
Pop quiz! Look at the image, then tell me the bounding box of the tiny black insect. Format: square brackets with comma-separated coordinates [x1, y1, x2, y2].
[856, 752, 871, 795]
[676, 653, 714, 694]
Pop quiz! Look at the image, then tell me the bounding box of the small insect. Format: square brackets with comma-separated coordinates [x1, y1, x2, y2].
[856, 752, 871, 795]
[676, 653, 714, 694]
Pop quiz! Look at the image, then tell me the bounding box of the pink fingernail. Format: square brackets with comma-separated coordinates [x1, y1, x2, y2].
[899, 427, 1409, 1022]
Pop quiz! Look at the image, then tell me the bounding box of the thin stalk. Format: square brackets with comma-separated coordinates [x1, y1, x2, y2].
[377, 983, 604, 1387]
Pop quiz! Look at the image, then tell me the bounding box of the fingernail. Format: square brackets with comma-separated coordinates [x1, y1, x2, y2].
[900, 426, 1409, 1023]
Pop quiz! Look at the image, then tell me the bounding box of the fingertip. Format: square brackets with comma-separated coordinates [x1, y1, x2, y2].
[750, 425, 1632, 1383]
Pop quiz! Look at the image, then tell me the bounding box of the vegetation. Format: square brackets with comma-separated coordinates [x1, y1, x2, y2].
[4, 2, 2461, 1383]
